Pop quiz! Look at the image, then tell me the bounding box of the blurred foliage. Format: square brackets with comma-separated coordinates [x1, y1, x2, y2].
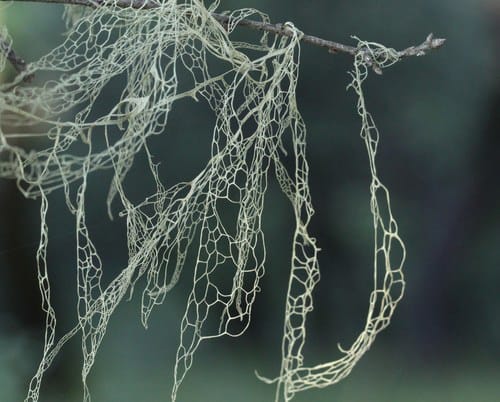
[1, 0, 499, 401]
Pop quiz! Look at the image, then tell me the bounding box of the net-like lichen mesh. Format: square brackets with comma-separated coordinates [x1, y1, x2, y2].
[257, 38, 406, 402]
[0, 2, 405, 401]
[0, 26, 11, 72]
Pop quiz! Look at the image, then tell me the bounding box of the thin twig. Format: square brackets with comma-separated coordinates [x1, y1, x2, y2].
[210, 12, 359, 55]
[0, 0, 446, 80]
[398, 33, 447, 57]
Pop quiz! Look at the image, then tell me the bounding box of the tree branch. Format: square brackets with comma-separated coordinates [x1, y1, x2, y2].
[0, 0, 445, 81]
[0, 34, 33, 82]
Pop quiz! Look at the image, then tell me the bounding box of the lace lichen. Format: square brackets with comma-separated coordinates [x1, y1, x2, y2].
[0, 2, 405, 401]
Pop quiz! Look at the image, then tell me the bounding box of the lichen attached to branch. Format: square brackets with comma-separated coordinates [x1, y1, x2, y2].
[0, 1, 442, 401]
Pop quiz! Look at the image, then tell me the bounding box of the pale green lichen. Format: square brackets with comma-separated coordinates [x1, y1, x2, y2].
[0, 2, 405, 401]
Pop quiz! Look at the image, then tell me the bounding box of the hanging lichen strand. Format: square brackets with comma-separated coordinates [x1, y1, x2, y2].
[0, 1, 406, 401]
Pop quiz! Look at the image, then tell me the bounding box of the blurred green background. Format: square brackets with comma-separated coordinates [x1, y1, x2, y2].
[0, 0, 499, 401]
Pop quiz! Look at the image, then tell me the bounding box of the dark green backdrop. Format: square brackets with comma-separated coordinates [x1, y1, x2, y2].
[1, 1, 498, 401]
